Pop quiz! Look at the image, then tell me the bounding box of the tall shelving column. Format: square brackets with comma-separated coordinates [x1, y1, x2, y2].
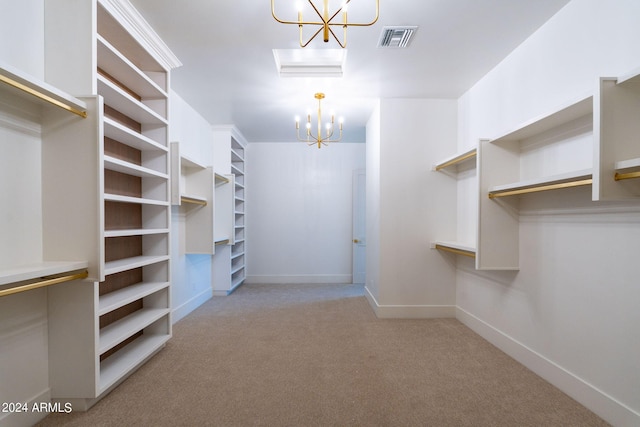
[44, 0, 181, 409]
[230, 136, 246, 289]
[211, 126, 247, 295]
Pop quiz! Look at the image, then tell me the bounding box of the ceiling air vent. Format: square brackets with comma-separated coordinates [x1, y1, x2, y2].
[377, 26, 418, 48]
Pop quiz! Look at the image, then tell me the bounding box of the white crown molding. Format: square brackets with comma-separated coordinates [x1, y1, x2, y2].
[98, 0, 182, 71]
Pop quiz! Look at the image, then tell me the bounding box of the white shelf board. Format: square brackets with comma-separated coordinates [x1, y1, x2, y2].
[433, 241, 476, 253]
[104, 156, 169, 179]
[181, 154, 206, 170]
[98, 75, 168, 126]
[104, 255, 170, 276]
[491, 94, 593, 143]
[0, 61, 87, 116]
[0, 261, 89, 286]
[99, 333, 170, 393]
[104, 228, 170, 238]
[104, 193, 170, 206]
[99, 307, 169, 354]
[104, 118, 167, 152]
[433, 148, 477, 171]
[97, 34, 168, 100]
[489, 169, 593, 195]
[98, 281, 170, 316]
[614, 157, 640, 172]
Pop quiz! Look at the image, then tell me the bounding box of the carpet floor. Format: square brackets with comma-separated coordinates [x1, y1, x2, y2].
[37, 283, 608, 426]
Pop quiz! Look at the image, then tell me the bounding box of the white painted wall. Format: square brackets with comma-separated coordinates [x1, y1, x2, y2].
[456, 0, 640, 425]
[168, 91, 214, 322]
[0, 0, 43, 77]
[246, 142, 365, 284]
[365, 98, 458, 317]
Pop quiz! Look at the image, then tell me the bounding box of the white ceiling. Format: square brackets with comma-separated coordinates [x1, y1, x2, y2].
[129, 0, 571, 143]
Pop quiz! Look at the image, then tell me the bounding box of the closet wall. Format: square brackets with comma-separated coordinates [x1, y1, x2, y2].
[365, 99, 458, 317]
[169, 91, 214, 322]
[454, 0, 640, 425]
[246, 142, 365, 284]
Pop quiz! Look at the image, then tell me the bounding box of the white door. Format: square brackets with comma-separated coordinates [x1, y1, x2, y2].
[352, 169, 366, 284]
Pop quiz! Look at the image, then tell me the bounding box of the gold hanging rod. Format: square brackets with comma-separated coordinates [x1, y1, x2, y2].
[0, 270, 88, 298]
[488, 178, 592, 199]
[181, 196, 207, 206]
[215, 239, 230, 246]
[614, 171, 640, 181]
[215, 174, 231, 184]
[0, 73, 87, 118]
[434, 244, 476, 258]
[434, 149, 477, 171]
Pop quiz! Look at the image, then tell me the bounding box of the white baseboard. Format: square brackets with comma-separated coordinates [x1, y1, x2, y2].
[245, 274, 352, 284]
[364, 286, 456, 318]
[456, 307, 640, 427]
[172, 288, 212, 324]
[0, 388, 51, 427]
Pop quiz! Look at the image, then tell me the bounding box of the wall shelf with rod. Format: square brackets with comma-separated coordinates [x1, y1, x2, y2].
[479, 94, 594, 270]
[432, 241, 476, 258]
[0, 61, 87, 118]
[432, 146, 478, 262]
[487, 169, 593, 199]
[433, 147, 477, 173]
[595, 68, 640, 200]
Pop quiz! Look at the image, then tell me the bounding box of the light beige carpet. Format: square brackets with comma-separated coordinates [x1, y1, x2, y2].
[38, 283, 608, 426]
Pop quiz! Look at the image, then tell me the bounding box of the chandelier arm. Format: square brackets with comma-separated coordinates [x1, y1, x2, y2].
[306, 0, 326, 21]
[271, 0, 302, 25]
[300, 26, 324, 48]
[327, 26, 346, 48]
[326, 0, 379, 27]
[326, 0, 351, 24]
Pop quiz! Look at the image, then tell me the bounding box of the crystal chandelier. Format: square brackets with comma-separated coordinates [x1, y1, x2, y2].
[296, 93, 343, 148]
[271, 0, 379, 48]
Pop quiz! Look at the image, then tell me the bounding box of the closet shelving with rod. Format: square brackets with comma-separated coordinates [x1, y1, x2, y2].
[0, 62, 90, 294]
[44, 0, 179, 409]
[432, 147, 478, 259]
[594, 68, 640, 200]
[478, 94, 594, 270]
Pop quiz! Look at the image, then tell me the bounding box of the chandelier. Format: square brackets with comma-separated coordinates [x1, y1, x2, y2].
[296, 93, 343, 148]
[271, 0, 379, 48]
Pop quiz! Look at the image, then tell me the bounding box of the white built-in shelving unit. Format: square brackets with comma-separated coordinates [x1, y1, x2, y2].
[212, 126, 247, 295]
[40, 0, 180, 410]
[169, 142, 234, 254]
[0, 62, 90, 296]
[594, 69, 640, 200]
[434, 68, 640, 271]
[230, 137, 247, 291]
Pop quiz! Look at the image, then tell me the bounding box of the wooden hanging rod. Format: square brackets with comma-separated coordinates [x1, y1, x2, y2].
[488, 178, 592, 199]
[181, 196, 207, 206]
[215, 239, 230, 246]
[434, 244, 476, 258]
[0, 270, 88, 298]
[434, 149, 477, 171]
[614, 171, 640, 181]
[0, 73, 87, 118]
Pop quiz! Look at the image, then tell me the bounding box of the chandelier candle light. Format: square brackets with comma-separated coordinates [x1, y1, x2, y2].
[296, 93, 343, 148]
[271, 0, 379, 48]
